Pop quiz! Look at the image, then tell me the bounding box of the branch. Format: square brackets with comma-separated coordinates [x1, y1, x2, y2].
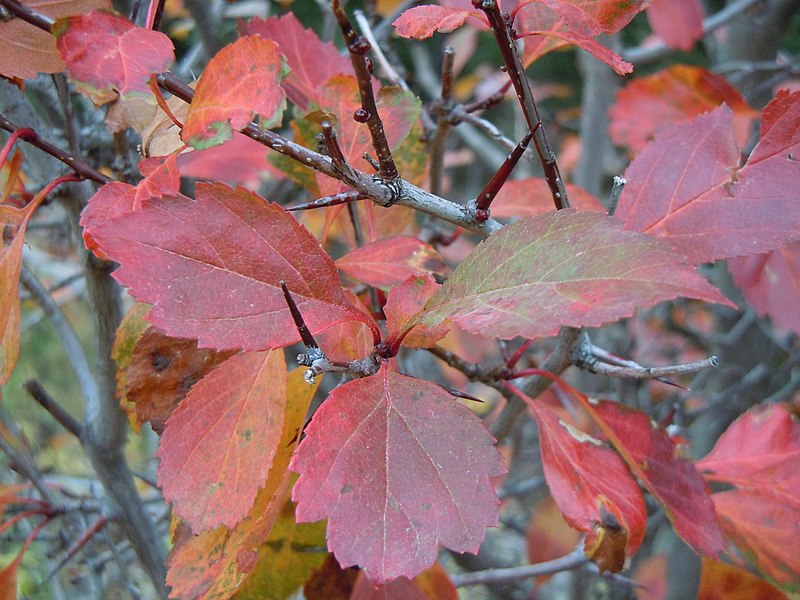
[332, 0, 398, 181]
[476, 0, 569, 210]
[428, 47, 456, 197]
[24, 380, 83, 438]
[450, 551, 587, 586]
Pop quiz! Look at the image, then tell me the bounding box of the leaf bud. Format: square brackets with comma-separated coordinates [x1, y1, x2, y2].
[351, 38, 371, 54]
[353, 108, 370, 123]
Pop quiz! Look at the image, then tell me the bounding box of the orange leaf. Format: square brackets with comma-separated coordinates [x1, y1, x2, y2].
[698, 559, 789, 600]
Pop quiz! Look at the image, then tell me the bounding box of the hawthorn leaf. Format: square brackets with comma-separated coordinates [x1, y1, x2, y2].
[0, 0, 110, 80]
[645, 0, 703, 51]
[1, 194, 49, 386]
[590, 399, 727, 558]
[124, 327, 236, 434]
[231, 501, 327, 600]
[112, 302, 151, 431]
[303, 555, 359, 600]
[178, 132, 280, 189]
[291, 363, 506, 583]
[616, 91, 800, 264]
[412, 562, 459, 600]
[609, 65, 757, 153]
[523, 394, 647, 568]
[393, 5, 486, 39]
[335, 236, 446, 288]
[165, 368, 320, 599]
[239, 13, 353, 110]
[490, 177, 604, 219]
[697, 403, 800, 587]
[156, 350, 287, 532]
[384, 275, 449, 349]
[350, 573, 428, 600]
[698, 559, 789, 600]
[729, 242, 800, 335]
[54, 9, 174, 105]
[86, 182, 374, 351]
[182, 35, 288, 149]
[418, 210, 727, 340]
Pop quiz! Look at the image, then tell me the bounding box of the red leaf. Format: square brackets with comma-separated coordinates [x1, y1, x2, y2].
[336, 236, 446, 288]
[85, 182, 373, 351]
[616, 91, 800, 263]
[156, 350, 287, 531]
[178, 133, 281, 189]
[55, 10, 174, 104]
[166, 368, 319, 599]
[418, 210, 727, 340]
[181, 35, 288, 150]
[590, 399, 727, 558]
[392, 5, 486, 39]
[646, 0, 704, 51]
[384, 275, 449, 349]
[698, 559, 789, 600]
[239, 13, 353, 110]
[490, 177, 604, 219]
[522, 393, 647, 567]
[729, 242, 800, 335]
[697, 403, 800, 586]
[350, 573, 428, 600]
[291, 363, 505, 583]
[609, 65, 757, 153]
[0, 0, 110, 79]
[80, 154, 181, 257]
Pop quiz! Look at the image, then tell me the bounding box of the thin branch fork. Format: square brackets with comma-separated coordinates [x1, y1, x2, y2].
[475, 0, 569, 210]
[332, 0, 399, 182]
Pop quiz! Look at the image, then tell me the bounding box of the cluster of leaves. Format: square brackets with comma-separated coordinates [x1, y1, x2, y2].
[1, 0, 800, 598]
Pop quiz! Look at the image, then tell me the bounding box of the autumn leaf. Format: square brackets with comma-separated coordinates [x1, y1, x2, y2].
[156, 350, 287, 532]
[698, 559, 789, 600]
[335, 236, 446, 288]
[616, 91, 800, 264]
[729, 242, 800, 335]
[589, 399, 727, 558]
[645, 0, 704, 51]
[384, 275, 449, 349]
[393, 5, 486, 39]
[124, 327, 236, 434]
[417, 210, 727, 340]
[231, 501, 327, 600]
[181, 35, 288, 149]
[239, 13, 353, 110]
[350, 573, 428, 600]
[291, 363, 505, 583]
[609, 65, 757, 153]
[0, 0, 110, 80]
[1, 185, 54, 386]
[490, 177, 604, 219]
[86, 182, 375, 351]
[526, 495, 582, 581]
[513, 388, 647, 569]
[54, 9, 174, 105]
[698, 403, 800, 588]
[165, 368, 319, 599]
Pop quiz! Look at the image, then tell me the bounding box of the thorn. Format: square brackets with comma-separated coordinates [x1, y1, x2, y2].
[280, 281, 318, 349]
[287, 191, 367, 211]
[438, 384, 485, 403]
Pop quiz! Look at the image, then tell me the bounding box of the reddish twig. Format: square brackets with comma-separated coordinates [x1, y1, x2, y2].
[474, 130, 533, 221]
[475, 0, 569, 210]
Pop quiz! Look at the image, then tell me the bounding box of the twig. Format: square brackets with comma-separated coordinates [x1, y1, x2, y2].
[287, 191, 368, 211]
[450, 551, 588, 586]
[576, 353, 719, 380]
[24, 380, 83, 438]
[332, 0, 399, 181]
[474, 130, 533, 221]
[354, 10, 409, 91]
[606, 176, 626, 216]
[623, 0, 762, 64]
[428, 47, 456, 197]
[490, 327, 582, 442]
[0, 114, 111, 185]
[477, 0, 569, 210]
[321, 120, 359, 182]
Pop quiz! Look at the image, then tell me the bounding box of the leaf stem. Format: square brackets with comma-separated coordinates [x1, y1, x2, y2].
[332, 0, 399, 181]
[476, 0, 569, 210]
